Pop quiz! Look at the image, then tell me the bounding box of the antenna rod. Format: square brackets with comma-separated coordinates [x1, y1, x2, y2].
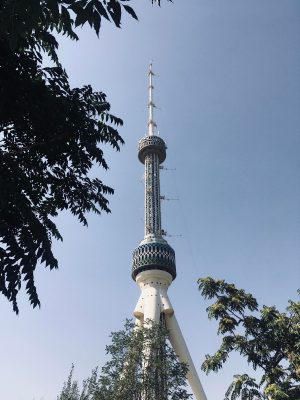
[148, 63, 157, 136]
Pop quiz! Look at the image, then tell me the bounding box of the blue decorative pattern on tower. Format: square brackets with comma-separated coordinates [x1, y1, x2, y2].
[132, 64, 176, 280]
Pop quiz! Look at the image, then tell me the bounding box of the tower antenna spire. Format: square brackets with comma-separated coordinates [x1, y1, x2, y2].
[148, 63, 157, 136]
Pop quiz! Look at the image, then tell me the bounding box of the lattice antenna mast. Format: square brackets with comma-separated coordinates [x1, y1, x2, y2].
[148, 63, 157, 136]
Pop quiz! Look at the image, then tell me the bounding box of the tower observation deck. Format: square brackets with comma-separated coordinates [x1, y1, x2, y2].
[131, 64, 207, 400]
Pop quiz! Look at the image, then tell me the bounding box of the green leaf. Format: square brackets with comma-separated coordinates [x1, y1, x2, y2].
[47, 0, 60, 22]
[94, 0, 110, 20]
[107, 0, 122, 27]
[93, 11, 101, 36]
[75, 9, 89, 26]
[123, 4, 138, 20]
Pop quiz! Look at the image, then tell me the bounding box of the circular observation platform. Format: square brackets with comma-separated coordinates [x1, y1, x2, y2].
[132, 242, 176, 280]
[138, 136, 166, 164]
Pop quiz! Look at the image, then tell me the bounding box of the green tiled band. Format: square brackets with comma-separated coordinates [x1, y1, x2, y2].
[132, 242, 176, 279]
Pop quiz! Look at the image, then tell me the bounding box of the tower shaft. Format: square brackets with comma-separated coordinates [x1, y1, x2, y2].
[144, 152, 162, 237]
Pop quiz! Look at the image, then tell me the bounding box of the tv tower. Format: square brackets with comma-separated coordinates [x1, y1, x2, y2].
[132, 64, 207, 400]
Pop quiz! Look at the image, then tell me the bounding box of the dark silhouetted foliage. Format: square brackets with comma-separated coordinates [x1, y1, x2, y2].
[0, 0, 171, 312]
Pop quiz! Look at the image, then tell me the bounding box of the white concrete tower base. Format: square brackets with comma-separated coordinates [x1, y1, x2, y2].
[134, 269, 207, 400]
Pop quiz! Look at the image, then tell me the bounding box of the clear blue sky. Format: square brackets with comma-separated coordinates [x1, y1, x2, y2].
[1, 1, 299, 399]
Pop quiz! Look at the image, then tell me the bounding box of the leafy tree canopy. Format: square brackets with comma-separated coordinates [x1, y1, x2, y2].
[0, 0, 169, 313]
[198, 277, 300, 400]
[57, 320, 191, 400]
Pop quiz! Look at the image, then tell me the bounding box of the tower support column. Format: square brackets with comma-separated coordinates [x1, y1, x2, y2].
[166, 314, 207, 400]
